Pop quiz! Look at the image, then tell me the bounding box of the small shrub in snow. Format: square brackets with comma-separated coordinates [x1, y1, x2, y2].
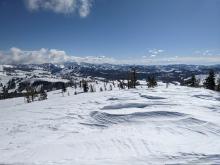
[109, 85, 113, 91]
[25, 86, 37, 103]
[89, 84, 95, 92]
[185, 75, 200, 87]
[146, 75, 157, 88]
[104, 83, 107, 91]
[38, 90, 47, 101]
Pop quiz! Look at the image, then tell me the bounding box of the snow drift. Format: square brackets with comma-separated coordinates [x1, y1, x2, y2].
[0, 83, 220, 164]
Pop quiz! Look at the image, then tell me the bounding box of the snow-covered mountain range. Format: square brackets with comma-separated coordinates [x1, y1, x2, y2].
[1, 63, 220, 80]
[0, 63, 220, 99]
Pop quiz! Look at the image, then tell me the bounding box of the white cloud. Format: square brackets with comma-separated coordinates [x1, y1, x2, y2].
[203, 50, 213, 56]
[148, 49, 165, 55]
[147, 49, 165, 58]
[78, 0, 92, 18]
[25, 0, 76, 13]
[0, 48, 71, 64]
[0, 48, 117, 65]
[25, 0, 93, 17]
[0, 47, 220, 65]
[194, 50, 220, 56]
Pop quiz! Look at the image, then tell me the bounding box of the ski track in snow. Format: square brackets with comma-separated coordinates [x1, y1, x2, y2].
[0, 83, 220, 164]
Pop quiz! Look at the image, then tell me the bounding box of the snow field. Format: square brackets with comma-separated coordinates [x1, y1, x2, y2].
[0, 82, 220, 164]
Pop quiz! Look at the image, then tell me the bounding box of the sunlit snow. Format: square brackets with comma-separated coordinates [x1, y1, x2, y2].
[1, 82, 220, 164]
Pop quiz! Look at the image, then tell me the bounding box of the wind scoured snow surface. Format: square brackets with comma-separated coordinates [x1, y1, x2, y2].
[1, 83, 220, 164]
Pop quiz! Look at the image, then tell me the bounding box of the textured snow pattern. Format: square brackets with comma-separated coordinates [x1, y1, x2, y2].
[0, 83, 220, 164]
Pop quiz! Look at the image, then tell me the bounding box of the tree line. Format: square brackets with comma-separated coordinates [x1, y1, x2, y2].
[1, 68, 219, 102]
[184, 70, 220, 91]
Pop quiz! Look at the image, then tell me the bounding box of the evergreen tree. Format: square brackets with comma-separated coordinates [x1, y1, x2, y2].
[146, 75, 157, 88]
[7, 79, 16, 90]
[118, 80, 125, 89]
[62, 83, 67, 93]
[190, 75, 196, 87]
[82, 80, 89, 92]
[127, 68, 137, 89]
[131, 68, 137, 88]
[2, 86, 8, 99]
[79, 81, 82, 88]
[127, 75, 131, 89]
[203, 70, 216, 90]
[186, 74, 199, 87]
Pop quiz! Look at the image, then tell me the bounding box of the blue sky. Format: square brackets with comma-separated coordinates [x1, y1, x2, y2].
[0, 0, 220, 64]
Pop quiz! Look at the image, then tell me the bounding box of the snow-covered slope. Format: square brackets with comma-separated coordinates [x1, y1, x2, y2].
[0, 83, 220, 164]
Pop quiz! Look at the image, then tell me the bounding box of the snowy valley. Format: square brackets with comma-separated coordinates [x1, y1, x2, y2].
[1, 63, 220, 100]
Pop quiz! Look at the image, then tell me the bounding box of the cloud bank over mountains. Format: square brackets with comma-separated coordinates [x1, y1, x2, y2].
[0, 48, 116, 65]
[0, 47, 220, 65]
[25, 0, 93, 18]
